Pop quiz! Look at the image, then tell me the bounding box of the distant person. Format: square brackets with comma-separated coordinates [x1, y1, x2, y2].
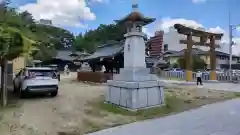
[196, 71, 203, 85]
[101, 65, 106, 73]
[64, 64, 69, 76]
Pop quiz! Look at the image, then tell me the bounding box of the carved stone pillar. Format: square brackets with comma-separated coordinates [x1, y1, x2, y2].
[209, 36, 216, 80]
[185, 33, 193, 81]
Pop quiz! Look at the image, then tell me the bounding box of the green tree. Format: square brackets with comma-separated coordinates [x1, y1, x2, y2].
[177, 56, 206, 71]
[0, 0, 77, 107]
[177, 57, 186, 69]
[172, 63, 179, 68]
[1, 1, 74, 61]
[192, 56, 206, 70]
[0, 27, 24, 107]
[73, 24, 126, 53]
[0, 1, 37, 107]
[34, 24, 75, 50]
[33, 42, 57, 61]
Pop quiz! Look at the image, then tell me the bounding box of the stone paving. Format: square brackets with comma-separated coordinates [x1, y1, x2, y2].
[88, 80, 240, 135]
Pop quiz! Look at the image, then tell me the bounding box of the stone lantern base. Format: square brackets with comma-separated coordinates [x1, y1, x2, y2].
[106, 68, 165, 111]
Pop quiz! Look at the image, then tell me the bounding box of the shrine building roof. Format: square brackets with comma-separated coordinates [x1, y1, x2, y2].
[82, 42, 124, 61]
[164, 48, 240, 58]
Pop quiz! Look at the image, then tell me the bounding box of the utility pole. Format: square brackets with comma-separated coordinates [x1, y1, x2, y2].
[229, 11, 233, 81]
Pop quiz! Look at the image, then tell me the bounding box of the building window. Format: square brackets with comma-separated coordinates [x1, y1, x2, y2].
[164, 44, 168, 52]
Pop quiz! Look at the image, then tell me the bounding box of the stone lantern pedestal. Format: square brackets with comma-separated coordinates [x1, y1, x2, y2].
[106, 31, 165, 111]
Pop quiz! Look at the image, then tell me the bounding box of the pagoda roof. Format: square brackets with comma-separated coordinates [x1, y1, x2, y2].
[115, 11, 155, 25]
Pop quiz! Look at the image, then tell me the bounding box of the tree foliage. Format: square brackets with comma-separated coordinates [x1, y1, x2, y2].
[0, 0, 74, 106]
[33, 42, 57, 61]
[73, 24, 126, 53]
[34, 24, 74, 50]
[0, 2, 75, 61]
[0, 27, 24, 60]
[177, 56, 206, 71]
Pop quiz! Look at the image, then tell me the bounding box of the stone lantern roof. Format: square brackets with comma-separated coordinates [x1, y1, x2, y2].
[115, 11, 155, 26]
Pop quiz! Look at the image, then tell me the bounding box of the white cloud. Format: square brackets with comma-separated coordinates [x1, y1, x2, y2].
[87, 0, 109, 5]
[208, 26, 225, 34]
[237, 25, 240, 32]
[192, 0, 206, 4]
[208, 27, 240, 55]
[158, 17, 204, 32]
[19, 0, 96, 28]
[88, 0, 109, 3]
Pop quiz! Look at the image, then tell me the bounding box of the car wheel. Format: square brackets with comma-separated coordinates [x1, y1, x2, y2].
[50, 91, 58, 97]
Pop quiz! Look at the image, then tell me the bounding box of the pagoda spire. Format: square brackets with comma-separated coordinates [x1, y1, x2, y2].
[132, 0, 138, 12]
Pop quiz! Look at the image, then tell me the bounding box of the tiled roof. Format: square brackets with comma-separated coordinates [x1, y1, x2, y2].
[54, 50, 89, 61]
[164, 48, 240, 58]
[145, 57, 167, 64]
[82, 42, 124, 61]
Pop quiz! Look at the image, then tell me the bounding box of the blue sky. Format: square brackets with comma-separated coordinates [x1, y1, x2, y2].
[10, 0, 240, 54]
[12, 0, 239, 34]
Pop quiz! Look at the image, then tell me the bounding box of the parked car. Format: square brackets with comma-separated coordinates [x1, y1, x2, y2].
[13, 67, 59, 98]
[47, 64, 60, 81]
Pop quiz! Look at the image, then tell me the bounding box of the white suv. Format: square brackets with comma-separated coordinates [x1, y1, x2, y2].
[13, 67, 59, 97]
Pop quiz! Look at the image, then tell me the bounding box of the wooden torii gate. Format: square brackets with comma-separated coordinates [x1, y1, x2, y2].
[174, 24, 224, 81]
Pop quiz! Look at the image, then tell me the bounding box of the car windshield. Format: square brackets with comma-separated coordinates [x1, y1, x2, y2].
[28, 69, 55, 77]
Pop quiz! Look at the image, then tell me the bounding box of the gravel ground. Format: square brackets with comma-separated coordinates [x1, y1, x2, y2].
[0, 73, 107, 135]
[0, 73, 238, 135]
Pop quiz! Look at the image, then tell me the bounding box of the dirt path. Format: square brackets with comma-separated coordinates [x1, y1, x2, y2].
[0, 74, 106, 135]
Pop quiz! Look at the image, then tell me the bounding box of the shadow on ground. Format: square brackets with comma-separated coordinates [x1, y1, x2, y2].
[58, 132, 80, 135]
[6, 89, 54, 104]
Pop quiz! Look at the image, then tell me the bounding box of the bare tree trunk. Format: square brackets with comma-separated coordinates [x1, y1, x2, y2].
[0, 59, 7, 107]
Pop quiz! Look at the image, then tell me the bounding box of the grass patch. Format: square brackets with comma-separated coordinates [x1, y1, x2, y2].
[91, 96, 184, 120]
[83, 86, 240, 134]
[83, 119, 105, 134]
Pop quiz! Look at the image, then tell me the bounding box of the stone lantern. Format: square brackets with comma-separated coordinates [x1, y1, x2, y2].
[105, 0, 165, 111]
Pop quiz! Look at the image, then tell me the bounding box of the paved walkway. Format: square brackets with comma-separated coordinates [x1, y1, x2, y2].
[88, 99, 240, 135]
[88, 80, 240, 135]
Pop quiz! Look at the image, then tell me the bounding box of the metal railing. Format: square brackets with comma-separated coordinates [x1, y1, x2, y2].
[158, 70, 240, 82]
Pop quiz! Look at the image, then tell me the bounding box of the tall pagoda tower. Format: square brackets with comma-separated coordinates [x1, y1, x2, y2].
[106, 0, 165, 111]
